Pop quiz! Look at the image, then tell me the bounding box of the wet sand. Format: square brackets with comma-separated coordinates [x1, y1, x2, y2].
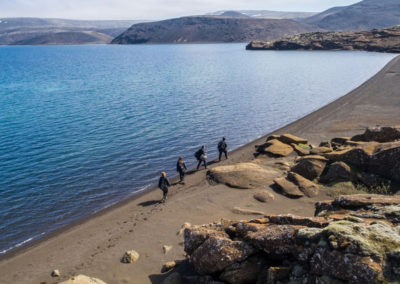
[0, 55, 399, 284]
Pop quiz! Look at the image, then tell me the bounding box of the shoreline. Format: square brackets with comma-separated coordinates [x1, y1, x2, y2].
[0, 54, 399, 284]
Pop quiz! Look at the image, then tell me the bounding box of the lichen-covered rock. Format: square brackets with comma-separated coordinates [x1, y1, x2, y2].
[291, 157, 327, 181]
[351, 126, 400, 143]
[207, 163, 279, 189]
[291, 143, 310, 156]
[184, 225, 229, 255]
[59, 275, 107, 284]
[183, 194, 400, 283]
[191, 236, 256, 274]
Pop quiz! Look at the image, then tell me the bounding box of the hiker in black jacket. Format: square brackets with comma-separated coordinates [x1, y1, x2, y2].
[218, 137, 228, 161]
[158, 172, 170, 203]
[176, 157, 187, 184]
[195, 145, 207, 170]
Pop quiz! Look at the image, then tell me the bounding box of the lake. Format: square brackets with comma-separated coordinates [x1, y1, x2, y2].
[0, 43, 395, 255]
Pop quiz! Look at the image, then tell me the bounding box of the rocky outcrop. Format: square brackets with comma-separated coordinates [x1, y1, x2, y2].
[290, 155, 327, 181]
[207, 163, 279, 189]
[261, 139, 294, 157]
[351, 126, 400, 143]
[319, 161, 356, 184]
[246, 25, 400, 53]
[183, 194, 400, 283]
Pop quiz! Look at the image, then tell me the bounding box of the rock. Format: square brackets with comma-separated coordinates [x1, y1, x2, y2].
[59, 275, 107, 284]
[266, 134, 280, 141]
[295, 155, 328, 163]
[273, 177, 304, 198]
[287, 171, 319, 197]
[207, 163, 279, 189]
[262, 139, 294, 157]
[190, 236, 256, 274]
[291, 157, 327, 181]
[319, 141, 331, 148]
[161, 261, 176, 273]
[331, 137, 350, 146]
[232, 207, 265, 215]
[253, 191, 275, 203]
[163, 245, 173, 254]
[184, 225, 229, 255]
[310, 248, 383, 284]
[319, 161, 356, 184]
[266, 214, 329, 228]
[163, 272, 183, 284]
[291, 143, 310, 156]
[177, 222, 191, 236]
[277, 134, 308, 145]
[266, 267, 291, 283]
[333, 194, 400, 208]
[219, 255, 266, 284]
[121, 250, 140, 263]
[51, 269, 60, 277]
[310, 146, 333, 155]
[351, 126, 400, 143]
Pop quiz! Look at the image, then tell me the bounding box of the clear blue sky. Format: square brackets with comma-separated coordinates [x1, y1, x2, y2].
[0, 0, 361, 20]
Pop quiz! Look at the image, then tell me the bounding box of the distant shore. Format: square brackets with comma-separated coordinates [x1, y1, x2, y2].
[0, 55, 399, 284]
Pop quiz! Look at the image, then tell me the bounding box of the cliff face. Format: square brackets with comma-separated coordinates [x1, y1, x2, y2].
[302, 0, 400, 31]
[246, 26, 400, 53]
[111, 16, 314, 44]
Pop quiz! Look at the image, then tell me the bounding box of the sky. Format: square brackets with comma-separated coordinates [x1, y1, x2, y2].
[0, 0, 362, 20]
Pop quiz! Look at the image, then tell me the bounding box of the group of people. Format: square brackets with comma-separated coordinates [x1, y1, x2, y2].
[157, 137, 228, 203]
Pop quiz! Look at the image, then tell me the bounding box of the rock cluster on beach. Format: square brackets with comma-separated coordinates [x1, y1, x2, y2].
[182, 194, 400, 283]
[208, 126, 400, 201]
[246, 25, 400, 53]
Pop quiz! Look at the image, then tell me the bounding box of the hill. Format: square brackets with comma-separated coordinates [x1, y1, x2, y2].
[0, 18, 142, 45]
[111, 16, 314, 44]
[246, 25, 400, 53]
[302, 0, 400, 31]
[207, 10, 316, 19]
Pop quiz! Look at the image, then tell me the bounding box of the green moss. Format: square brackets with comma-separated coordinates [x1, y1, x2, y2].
[298, 143, 310, 149]
[355, 182, 392, 195]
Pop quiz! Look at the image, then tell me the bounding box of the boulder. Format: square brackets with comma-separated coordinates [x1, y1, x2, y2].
[262, 139, 294, 157]
[191, 236, 256, 274]
[319, 161, 356, 184]
[266, 134, 280, 141]
[266, 214, 329, 228]
[121, 250, 139, 263]
[351, 126, 400, 143]
[207, 163, 279, 189]
[163, 272, 183, 284]
[184, 226, 229, 255]
[253, 191, 275, 203]
[51, 269, 60, 277]
[273, 177, 304, 198]
[310, 146, 333, 155]
[331, 137, 350, 146]
[287, 171, 319, 197]
[291, 143, 310, 156]
[59, 275, 106, 284]
[291, 157, 327, 181]
[333, 194, 400, 208]
[277, 134, 308, 145]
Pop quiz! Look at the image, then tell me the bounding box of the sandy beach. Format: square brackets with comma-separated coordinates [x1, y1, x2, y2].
[0, 54, 400, 284]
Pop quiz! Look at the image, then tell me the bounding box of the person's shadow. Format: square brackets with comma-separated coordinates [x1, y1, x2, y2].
[138, 200, 160, 207]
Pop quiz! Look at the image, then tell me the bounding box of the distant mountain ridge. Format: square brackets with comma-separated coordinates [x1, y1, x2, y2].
[111, 16, 314, 44]
[207, 10, 316, 19]
[301, 0, 400, 31]
[0, 18, 143, 45]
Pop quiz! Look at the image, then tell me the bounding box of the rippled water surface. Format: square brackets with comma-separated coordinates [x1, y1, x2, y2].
[0, 44, 396, 254]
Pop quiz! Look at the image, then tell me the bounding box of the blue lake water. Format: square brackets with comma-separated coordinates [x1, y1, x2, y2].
[0, 44, 396, 255]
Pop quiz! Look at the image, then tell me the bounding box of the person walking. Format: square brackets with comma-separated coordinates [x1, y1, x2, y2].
[158, 172, 170, 203]
[195, 145, 207, 170]
[176, 157, 187, 184]
[218, 137, 228, 161]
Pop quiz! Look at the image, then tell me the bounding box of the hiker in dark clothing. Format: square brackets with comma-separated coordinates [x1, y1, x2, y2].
[158, 172, 170, 203]
[195, 145, 207, 170]
[176, 157, 187, 184]
[218, 137, 228, 161]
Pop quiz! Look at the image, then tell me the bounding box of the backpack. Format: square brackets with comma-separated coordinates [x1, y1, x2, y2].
[194, 150, 202, 160]
[218, 141, 226, 151]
